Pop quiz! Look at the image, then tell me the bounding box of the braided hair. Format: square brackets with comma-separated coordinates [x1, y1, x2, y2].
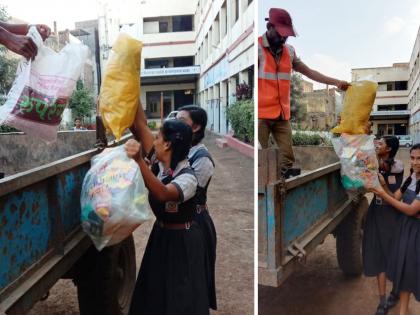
[160, 120, 193, 171]
[400, 143, 420, 194]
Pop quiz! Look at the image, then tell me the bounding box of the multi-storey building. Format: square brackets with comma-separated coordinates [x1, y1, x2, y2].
[408, 27, 420, 143]
[195, 0, 254, 134]
[97, 0, 254, 134]
[352, 63, 410, 136]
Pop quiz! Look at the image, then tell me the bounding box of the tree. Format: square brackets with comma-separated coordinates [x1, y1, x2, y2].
[0, 6, 19, 132]
[290, 72, 306, 124]
[0, 6, 18, 97]
[68, 80, 95, 122]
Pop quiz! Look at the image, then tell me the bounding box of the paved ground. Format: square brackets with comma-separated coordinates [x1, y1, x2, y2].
[28, 132, 254, 314]
[259, 148, 420, 315]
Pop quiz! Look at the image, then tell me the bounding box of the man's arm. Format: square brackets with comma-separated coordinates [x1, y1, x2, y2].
[294, 61, 350, 91]
[0, 22, 50, 40]
[0, 25, 37, 60]
[0, 22, 29, 35]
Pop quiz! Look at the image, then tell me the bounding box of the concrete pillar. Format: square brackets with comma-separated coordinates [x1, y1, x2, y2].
[228, 76, 237, 133]
[208, 86, 214, 130]
[213, 84, 220, 133]
[228, 76, 237, 105]
[220, 80, 228, 135]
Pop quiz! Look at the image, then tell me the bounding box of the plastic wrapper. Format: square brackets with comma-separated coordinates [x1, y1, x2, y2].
[99, 33, 142, 140]
[0, 26, 88, 142]
[81, 145, 151, 250]
[332, 135, 380, 191]
[331, 80, 378, 135]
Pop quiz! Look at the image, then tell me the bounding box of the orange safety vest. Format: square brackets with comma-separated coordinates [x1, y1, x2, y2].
[258, 36, 294, 120]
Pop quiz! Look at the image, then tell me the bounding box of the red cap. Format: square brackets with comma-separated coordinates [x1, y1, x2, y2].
[266, 8, 296, 37]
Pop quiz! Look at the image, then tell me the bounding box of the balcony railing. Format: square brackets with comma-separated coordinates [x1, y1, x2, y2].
[371, 110, 410, 116]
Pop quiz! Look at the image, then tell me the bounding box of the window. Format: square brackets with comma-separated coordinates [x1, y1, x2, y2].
[146, 91, 172, 118]
[377, 104, 407, 111]
[235, 0, 239, 23]
[144, 15, 193, 33]
[173, 56, 194, 67]
[145, 58, 170, 69]
[221, 1, 227, 37]
[395, 81, 408, 90]
[172, 15, 193, 32]
[159, 21, 168, 32]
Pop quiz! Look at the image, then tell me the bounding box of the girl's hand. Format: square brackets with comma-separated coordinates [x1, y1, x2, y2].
[366, 183, 385, 196]
[378, 173, 387, 187]
[125, 139, 142, 161]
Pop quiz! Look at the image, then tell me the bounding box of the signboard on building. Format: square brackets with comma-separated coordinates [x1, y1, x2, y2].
[141, 66, 200, 77]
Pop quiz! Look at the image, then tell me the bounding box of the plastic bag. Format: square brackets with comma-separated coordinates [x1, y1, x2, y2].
[99, 33, 142, 140]
[331, 80, 378, 135]
[0, 26, 88, 142]
[81, 145, 151, 250]
[332, 134, 380, 191]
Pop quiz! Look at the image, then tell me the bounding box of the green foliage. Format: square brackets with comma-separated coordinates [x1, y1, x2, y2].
[0, 57, 18, 94]
[226, 99, 254, 143]
[290, 72, 306, 123]
[68, 80, 94, 121]
[0, 6, 19, 133]
[147, 121, 157, 129]
[292, 132, 323, 146]
[0, 5, 8, 21]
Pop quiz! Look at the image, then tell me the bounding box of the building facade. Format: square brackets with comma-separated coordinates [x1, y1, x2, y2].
[352, 63, 410, 137]
[97, 0, 254, 134]
[302, 88, 338, 130]
[408, 27, 420, 143]
[195, 0, 254, 134]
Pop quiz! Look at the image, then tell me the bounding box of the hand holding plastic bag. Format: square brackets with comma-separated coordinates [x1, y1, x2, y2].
[0, 26, 88, 142]
[332, 134, 380, 191]
[81, 145, 151, 250]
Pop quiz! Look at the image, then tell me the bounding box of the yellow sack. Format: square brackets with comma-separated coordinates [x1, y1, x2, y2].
[331, 80, 377, 135]
[99, 34, 142, 140]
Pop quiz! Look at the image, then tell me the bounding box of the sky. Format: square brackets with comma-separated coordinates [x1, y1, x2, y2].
[259, 0, 420, 88]
[2, 0, 419, 90]
[1, 0, 99, 30]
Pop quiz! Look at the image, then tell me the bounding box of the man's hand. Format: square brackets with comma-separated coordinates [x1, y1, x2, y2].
[335, 80, 351, 91]
[4, 33, 37, 60]
[35, 24, 51, 41]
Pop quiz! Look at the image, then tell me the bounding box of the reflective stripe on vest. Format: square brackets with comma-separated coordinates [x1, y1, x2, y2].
[258, 37, 293, 120]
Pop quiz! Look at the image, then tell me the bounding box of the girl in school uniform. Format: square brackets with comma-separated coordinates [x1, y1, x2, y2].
[126, 119, 209, 315]
[362, 136, 404, 315]
[176, 105, 217, 310]
[367, 143, 420, 315]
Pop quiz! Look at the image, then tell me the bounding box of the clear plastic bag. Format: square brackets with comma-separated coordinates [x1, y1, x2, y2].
[81, 145, 151, 250]
[0, 26, 88, 142]
[332, 134, 380, 191]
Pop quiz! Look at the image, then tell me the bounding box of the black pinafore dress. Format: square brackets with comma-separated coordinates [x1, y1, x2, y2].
[386, 186, 420, 301]
[362, 162, 404, 276]
[129, 165, 209, 315]
[189, 147, 217, 310]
